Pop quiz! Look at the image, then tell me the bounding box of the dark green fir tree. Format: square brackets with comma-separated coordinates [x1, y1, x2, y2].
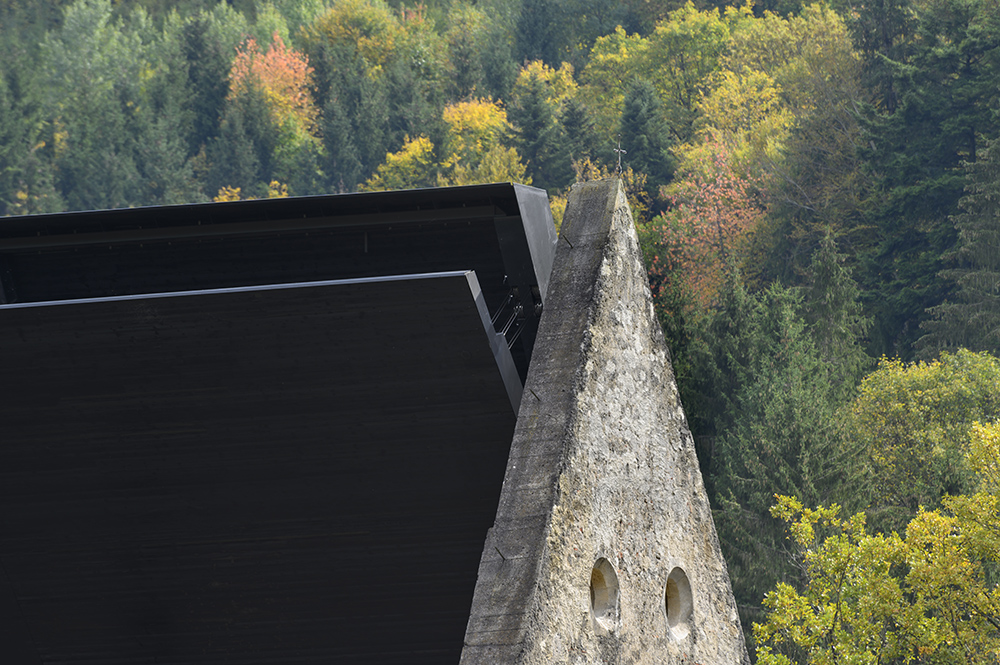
[322, 94, 364, 193]
[619, 78, 673, 198]
[208, 84, 276, 197]
[855, 0, 1000, 357]
[514, 0, 569, 66]
[802, 231, 872, 395]
[181, 16, 231, 154]
[0, 80, 63, 215]
[693, 244, 870, 651]
[506, 70, 573, 191]
[560, 95, 598, 165]
[920, 138, 1000, 357]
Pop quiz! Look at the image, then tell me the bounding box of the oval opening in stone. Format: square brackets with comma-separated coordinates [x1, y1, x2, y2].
[665, 567, 693, 639]
[590, 558, 619, 633]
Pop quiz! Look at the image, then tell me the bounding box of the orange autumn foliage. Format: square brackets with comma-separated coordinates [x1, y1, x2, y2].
[229, 33, 318, 137]
[650, 137, 769, 314]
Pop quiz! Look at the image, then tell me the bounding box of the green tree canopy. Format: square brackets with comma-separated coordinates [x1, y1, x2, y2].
[696, 243, 869, 644]
[855, 0, 1000, 358]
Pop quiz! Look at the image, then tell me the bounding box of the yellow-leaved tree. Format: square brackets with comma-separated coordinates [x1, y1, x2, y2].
[579, 26, 648, 142]
[512, 60, 578, 110]
[579, 2, 737, 145]
[301, 0, 404, 72]
[756, 417, 1000, 664]
[358, 136, 437, 191]
[362, 99, 530, 191]
[438, 99, 528, 187]
[440, 99, 508, 169]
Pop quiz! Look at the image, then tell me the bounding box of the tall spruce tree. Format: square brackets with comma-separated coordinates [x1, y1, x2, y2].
[134, 111, 204, 205]
[619, 79, 673, 200]
[560, 95, 599, 165]
[856, 0, 1000, 358]
[207, 84, 276, 197]
[322, 94, 364, 192]
[313, 54, 390, 191]
[514, 0, 569, 66]
[444, 2, 487, 100]
[0, 45, 64, 215]
[479, 23, 517, 101]
[42, 0, 146, 210]
[803, 232, 872, 395]
[920, 138, 1000, 356]
[506, 70, 573, 191]
[697, 243, 870, 649]
[181, 16, 231, 154]
[704, 275, 842, 647]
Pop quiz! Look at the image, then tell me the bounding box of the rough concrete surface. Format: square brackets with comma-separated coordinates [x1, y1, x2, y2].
[461, 179, 749, 664]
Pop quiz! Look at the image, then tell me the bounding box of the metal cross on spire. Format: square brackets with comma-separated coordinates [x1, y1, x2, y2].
[614, 135, 627, 174]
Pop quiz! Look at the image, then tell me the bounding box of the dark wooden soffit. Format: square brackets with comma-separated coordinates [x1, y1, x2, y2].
[0, 273, 517, 664]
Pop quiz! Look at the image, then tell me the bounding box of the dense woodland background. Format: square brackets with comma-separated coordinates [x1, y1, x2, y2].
[4, 0, 1000, 660]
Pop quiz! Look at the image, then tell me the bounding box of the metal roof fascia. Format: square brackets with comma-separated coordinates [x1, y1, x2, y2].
[511, 184, 558, 302]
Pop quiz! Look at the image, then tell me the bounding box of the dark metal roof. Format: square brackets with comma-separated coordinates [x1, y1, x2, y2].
[0, 185, 557, 664]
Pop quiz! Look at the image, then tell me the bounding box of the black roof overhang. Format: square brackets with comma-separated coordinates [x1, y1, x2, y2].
[0, 183, 557, 381]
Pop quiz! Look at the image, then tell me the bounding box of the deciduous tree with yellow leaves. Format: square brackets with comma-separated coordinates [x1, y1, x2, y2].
[361, 98, 530, 191]
[756, 417, 1000, 664]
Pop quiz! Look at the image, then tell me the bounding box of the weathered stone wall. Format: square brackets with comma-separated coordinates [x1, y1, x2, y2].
[461, 179, 748, 664]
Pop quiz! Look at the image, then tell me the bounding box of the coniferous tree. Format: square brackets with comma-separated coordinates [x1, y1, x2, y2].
[125, 16, 206, 205]
[506, 70, 573, 191]
[514, 0, 569, 66]
[920, 138, 1000, 356]
[0, 47, 64, 216]
[181, 16, 231, 154]
[855, 0, 1000, 357]
[619, 78, 673, 200]
[560, 95, 599, 165]
[42, 0, 146, 210]
[841, 0, 914, 113]
[445, 2, 488, 99]
[696, 243, 870, 649]
[208, 84, 276, 197]
[353, 72, 391, 179]
[134, 112, 204, 205]
[702, 274, 842, 643]
[312, 50, 389, 190]
[58, 87, 144, 211]
[322, 95, 364, 192]
[479, 24, 517, 101]
[802, 232, 872, 394]
[385, 55, 446, 153]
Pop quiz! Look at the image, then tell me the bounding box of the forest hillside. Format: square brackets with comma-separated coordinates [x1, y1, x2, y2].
[4, 0, 1000, 661]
